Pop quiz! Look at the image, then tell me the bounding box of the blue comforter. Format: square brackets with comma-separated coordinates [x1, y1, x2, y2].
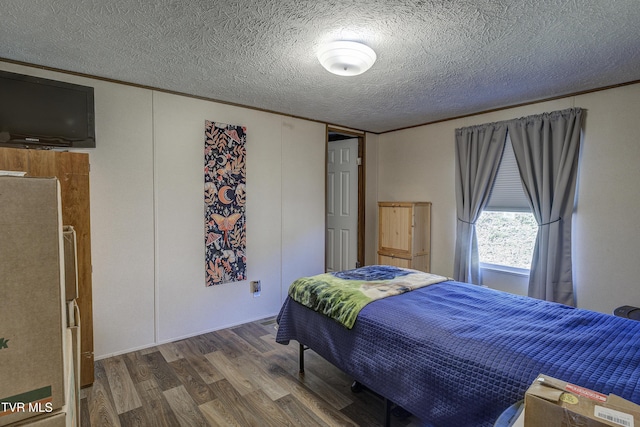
[276, 280, 640, 427]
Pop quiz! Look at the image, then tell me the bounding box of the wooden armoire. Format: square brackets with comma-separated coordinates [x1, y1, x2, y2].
[0, 146, 94, 386]
[377, 202, 431, 272]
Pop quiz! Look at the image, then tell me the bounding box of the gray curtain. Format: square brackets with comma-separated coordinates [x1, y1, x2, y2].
[453, 123, 508, 283]
[507, 108, 583, 306]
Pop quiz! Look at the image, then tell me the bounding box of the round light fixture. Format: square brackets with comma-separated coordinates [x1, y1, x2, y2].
[317, 41, 377, 76]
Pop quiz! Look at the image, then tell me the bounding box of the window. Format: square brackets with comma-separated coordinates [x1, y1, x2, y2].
[476, 135, 537, 271]
[476, 211, 537, 270]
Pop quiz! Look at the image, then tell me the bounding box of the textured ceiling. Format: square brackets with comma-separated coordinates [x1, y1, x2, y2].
[1, 0, 639, 133]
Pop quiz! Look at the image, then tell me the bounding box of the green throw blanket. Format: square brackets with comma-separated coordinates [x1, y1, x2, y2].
[288, 265, 448, 329]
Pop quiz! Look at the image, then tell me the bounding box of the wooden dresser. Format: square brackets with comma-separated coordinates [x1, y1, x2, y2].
[377, 202, 431, 272]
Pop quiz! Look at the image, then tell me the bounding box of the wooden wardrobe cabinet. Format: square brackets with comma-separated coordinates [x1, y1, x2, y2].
[377, 202, 431, 272]
[0, 147, 94, 386]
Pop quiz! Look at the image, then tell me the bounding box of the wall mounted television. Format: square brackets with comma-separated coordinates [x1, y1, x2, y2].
[0, 70, 95, 148]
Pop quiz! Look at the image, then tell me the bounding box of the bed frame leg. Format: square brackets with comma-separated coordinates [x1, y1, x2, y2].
[296, 342, 393, 427]
[299, 343, 305, 374]
[384, 398, 392, 427]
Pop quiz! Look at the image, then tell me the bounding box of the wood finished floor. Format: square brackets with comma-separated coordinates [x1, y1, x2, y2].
[80, 317, 421, 427]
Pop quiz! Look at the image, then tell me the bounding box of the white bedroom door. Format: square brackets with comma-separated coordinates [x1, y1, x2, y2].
[326, 137, 358, 272]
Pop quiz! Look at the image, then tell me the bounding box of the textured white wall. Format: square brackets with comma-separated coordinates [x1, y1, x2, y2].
[364, 133, 379, 266]
[377, 120, 461, 277]
[280, 119, 326, 300]
[152, 92, 301, 343]
[377, 85, 640, 314]
[0, 62, 326, 358]
[572, 85, 640, 312]
[87, 79, 157, 357]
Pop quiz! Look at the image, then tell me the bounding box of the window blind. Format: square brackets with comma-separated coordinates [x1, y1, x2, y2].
[485, 134, 531, 212]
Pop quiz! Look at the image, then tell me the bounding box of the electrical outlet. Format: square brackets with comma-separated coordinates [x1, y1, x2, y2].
[251, 280, 261, 297]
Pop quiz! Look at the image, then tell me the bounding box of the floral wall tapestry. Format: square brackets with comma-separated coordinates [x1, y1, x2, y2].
[204, 121, 247, 286]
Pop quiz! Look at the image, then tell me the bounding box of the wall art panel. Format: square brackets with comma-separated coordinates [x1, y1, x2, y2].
[204, 121, 247, 286]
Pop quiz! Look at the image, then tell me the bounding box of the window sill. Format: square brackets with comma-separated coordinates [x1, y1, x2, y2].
[480, 262, 530, 278]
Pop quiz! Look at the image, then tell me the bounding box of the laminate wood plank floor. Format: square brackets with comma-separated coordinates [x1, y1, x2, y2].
[81, 317, 422, 427]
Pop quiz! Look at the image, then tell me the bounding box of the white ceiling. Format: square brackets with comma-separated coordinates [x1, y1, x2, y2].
[1, 0, 639, 133]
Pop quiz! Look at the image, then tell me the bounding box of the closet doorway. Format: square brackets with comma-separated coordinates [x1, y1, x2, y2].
[326, 127, 365, 272]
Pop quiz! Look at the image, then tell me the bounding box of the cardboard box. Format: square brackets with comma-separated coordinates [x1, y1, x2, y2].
[524, 374, 640, 427]
[13, 412, 66, 427]
[62, 226, 78, 301]
[12, 328, 77, 427]
[0, 177, 68, 426]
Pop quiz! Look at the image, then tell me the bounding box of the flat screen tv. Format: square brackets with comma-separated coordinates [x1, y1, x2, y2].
[0, 70, 95, 148]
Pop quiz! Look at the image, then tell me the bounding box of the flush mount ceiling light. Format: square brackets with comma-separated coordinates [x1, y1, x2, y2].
[318, 41, 377, 76]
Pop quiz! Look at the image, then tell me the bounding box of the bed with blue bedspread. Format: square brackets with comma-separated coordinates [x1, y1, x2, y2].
[275, 265, 640, 427]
